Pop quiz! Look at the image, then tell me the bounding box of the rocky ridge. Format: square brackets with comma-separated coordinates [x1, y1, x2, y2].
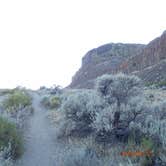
[69, 31, 166, 89]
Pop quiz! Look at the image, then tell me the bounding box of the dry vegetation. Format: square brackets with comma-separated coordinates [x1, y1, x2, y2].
[0, 88, 33, 165]
[47, 74, 166, 166]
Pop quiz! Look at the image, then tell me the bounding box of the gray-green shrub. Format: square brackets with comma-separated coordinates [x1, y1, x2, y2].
[54, 74, 166, 165]
[1, 89, 33, 129]
[0, 117, 23, 160]
[96, 73, 142, 110]
[0, 143, 13, 166]
[57, 90, 105, 138]
[41, 96, 50, 108]
[94, 74, 144, 143]
[2, 90, 32, 113]
[41, 96, 61, 109]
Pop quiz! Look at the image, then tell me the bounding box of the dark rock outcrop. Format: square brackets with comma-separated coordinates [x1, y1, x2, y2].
[119, 31, 166, 73]
[136, 60, 166, 83]
[69, 43, 144, 88]
[69, 31, 166, 89]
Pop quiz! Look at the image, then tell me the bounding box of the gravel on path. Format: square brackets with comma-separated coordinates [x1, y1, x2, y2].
[15, 92, 58, 166]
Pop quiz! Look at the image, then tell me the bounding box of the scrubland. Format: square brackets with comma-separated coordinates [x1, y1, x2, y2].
[46, 74, 166, 166]
[0, 74, 166, 166]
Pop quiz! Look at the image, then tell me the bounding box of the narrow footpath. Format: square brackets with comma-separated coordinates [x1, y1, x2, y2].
[16, 92, 57, 166]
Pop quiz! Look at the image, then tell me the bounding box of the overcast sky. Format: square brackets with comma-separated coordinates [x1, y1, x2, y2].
[0, 0, 165, 89]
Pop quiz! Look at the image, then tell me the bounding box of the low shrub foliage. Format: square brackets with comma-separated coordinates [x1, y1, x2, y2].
[54, 73, 166, 165]
[2, 89, 32, 112]
[0, 117, 23, 160]
[41, 96, 61, 109]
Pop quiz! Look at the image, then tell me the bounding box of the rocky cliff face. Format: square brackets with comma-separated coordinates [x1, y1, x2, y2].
[69, 43, 144, 88]
[119, 31, 166, 73]
[69, 31, 166, 89]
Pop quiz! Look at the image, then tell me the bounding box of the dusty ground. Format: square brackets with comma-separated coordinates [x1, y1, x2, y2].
[15, 92, 59, 166]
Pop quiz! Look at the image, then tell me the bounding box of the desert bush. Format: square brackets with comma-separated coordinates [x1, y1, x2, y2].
[58, 138, 140, 166]
[41, 96, 50, 108]
[93, 97, 147, 144]
[49, 96, 61, 108]
[0, 143, 13, 166]
[0, 89, 15, 96]
[121, 96, 148, 124]
[50, 85, 62, 95]
[57, 90, 105, 138]
[61, 146, 102, 166]
[157, 80, 166, 87]
[141, 137, 155, 151]
[145, 80, 166, 88]
[60, 143, 132, 166]
[58, 74, 144, 143]
[151, 101, 166, 120]
[2, 90, 32, 113]
[39, 86, 47, 90]
[93, 96, 146, 132]
[142, 115, 166, 149]
[130, 101, 166, 150]
[94, 74, 144, 144]
[54, 74, 165, 165]
[0, 117, 23, 160]
[41, 96, 61, 109]
[93, 105, 115, 133]
[127, 101, 166, 165]
[96, 73, 142, 110]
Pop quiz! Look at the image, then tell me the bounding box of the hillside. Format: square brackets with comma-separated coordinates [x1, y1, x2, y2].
[69, 31, 166, 89]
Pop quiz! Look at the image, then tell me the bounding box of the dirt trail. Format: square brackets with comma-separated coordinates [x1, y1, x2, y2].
[16, 92, 58, 166]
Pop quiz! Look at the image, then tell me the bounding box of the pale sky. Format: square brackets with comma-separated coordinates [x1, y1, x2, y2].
[0, 0, 166, 89]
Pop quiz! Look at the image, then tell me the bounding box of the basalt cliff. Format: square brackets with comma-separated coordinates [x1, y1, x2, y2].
[69, 31, 166, 89]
